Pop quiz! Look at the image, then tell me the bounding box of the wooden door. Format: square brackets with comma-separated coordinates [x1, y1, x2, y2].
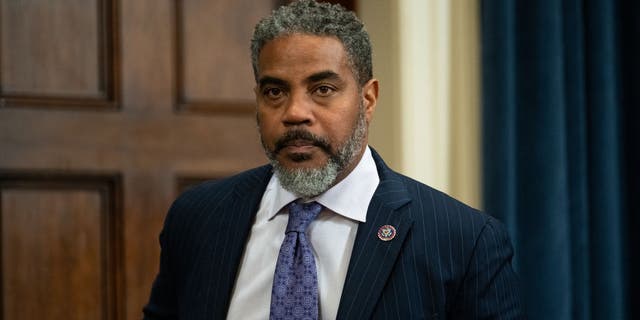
[0, 1, 274, 319]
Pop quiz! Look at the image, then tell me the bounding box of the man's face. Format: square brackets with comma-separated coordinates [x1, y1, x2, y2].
[255, 34, 378, 194]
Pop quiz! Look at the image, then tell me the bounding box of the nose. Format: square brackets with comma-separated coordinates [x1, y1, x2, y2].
[282, 91, 313, 126]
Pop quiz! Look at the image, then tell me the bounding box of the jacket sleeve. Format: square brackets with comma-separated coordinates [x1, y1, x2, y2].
[450, 218, 526, 319]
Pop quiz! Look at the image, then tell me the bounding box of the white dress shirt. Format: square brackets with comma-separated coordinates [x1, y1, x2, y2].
[227, 147, 380, 320]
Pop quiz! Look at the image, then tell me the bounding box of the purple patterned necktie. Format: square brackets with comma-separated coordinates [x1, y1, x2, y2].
[270, 201, 323, 320]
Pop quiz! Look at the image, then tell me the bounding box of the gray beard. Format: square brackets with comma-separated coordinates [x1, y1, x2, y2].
[263, 105, 367, 199]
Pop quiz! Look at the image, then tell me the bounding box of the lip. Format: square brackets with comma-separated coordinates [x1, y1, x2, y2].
[281, 144, 316, 153]
[286, 139, 314, 146]
[280, 139, 317, 154]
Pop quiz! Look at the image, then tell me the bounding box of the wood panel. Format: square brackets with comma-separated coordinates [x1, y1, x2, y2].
[175, 0, 274, 114]
[0, 173, 122, 320]
[0, 0, 118, 109]
[0, 1, 355, 319]
[176, 175, 226, 196]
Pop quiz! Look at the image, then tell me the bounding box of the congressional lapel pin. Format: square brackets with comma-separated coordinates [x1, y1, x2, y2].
[377, 225, 397, 241]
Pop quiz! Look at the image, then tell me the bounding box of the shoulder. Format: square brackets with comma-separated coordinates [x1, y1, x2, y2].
[399, 172, 513, 261]
[400, 172, 480, 215]
[373, 151, 482, 217]
[166, 164, 272, 221]
[370, 147, 483, 220]
[380, 163, 495, 241]
[387, 170, 513, 268]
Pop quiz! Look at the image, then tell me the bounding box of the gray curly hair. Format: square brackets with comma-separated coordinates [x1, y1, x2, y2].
[251, 0, 372, 86]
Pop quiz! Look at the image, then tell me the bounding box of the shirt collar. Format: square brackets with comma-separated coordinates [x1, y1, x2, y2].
[263, 146, 379, 223]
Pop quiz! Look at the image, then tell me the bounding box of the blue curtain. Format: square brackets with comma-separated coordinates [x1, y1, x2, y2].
[481, 0, 638, 319]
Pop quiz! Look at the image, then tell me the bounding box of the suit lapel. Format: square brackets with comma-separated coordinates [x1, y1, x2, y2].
[211, 165, 273, 317]
[336, 150, 413, 319]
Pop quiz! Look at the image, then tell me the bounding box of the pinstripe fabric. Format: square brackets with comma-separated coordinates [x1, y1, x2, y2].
[143, 165, 272, 319]
[143, 150, 524, 319]
[336, 151, 523, 319]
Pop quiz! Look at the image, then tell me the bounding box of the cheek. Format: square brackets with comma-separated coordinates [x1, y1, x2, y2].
[322, 115, 354, 143]
[257, 116, 281, 145]
[258, 106, 283, 124]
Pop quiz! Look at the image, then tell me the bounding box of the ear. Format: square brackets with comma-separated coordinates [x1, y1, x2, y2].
[361, 78, 379, 124]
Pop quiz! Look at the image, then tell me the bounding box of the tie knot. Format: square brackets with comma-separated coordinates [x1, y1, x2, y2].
[286, 201, 322, 233]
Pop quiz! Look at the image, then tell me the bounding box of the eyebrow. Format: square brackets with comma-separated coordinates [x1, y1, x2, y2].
[307, 70, 341, 83]
[258, 76, 288, 89]
[257, 70, 342, 89]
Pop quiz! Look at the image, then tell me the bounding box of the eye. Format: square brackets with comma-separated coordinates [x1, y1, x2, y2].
[314, 85, 335, 97]
[263, 87, 284, 100]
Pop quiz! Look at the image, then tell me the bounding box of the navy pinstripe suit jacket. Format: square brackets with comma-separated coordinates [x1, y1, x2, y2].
[143, 150, 524, 319]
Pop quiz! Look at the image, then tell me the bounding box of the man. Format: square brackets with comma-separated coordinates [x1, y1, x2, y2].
[143, 1, 523, 319]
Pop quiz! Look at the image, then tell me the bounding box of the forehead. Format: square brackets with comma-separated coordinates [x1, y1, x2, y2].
[257, 34, 353, 81]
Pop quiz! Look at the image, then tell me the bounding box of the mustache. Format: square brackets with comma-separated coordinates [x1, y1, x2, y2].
[273, 130, 332, 154]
